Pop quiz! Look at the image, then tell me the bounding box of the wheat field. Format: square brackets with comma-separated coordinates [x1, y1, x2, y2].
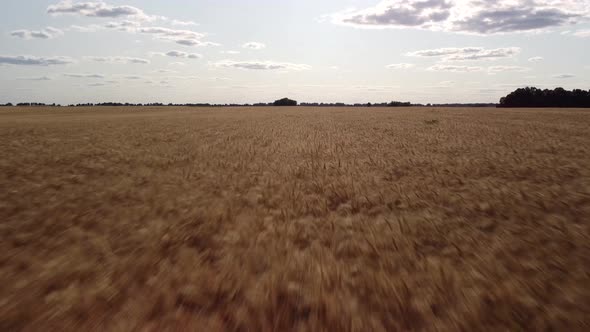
[1, 106, 589, 331]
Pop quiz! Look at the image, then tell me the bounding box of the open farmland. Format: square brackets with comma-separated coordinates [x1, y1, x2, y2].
[1, 106, 590, 331]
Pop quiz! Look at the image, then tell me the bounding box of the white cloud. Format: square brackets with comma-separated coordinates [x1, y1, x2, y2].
[64, 73, 105, 79]
[445, 48, 520, 61]
[406, 47, 481, 57]
[553, 73, 575, 78]
[0, 55, 74, 66]
[152, 69, 178, 74]
[85, 56, 150, 64]
[221, 50, 241, 55]
[427, 64, 484, 72]
[407, 47, 520, 61]
[386, 63, 415, 69]
[243, 42, 266, 50]
[528, 56, 544, 62]
[47, 1, 157, 21]
[171, 20, 198, 26]
[330, 0, 590, 34]
[488, 66, 530, 73]
[68, 24, 101, 32]
[138, 26, 218, 47]
[572, 29, 590, 37]
[213, 60, 311, 71]
[104, 20, 141, 31]
[164, 50, 202, 59]
[16, 76, 53, 81]
[10, 27, 63, 39]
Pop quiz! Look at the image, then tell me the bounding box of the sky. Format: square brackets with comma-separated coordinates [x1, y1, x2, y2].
[0, 0, 589, 104]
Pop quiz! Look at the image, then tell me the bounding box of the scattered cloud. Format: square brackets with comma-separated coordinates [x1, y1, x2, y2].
[427, 64, 484, 72]
[407, 47, 520, 61]
[572, 29, 590, 37]
[85, 56, 150, 64]
[528, 56, 544, 62]
[243, 42, 266, 50]
[171, 20, 198, 26]
[446, 48, 520, 61]
[10, 27, 63, 39]
[168, 62, 186, 66]
[329, 0, 589, 34]
[386, 63, 415, 69]
[104, 20, 141, 31]
[64, 73, 105, 79]
[213, 60, 311, 71]
[407, 47, 481, 57]
[46, 2, 219, 48]
[16, 76, 53, 81]
[208, 77, 233, 81]
[331, 0, 452, 29]
[0, 55, 74, 66]
[152, 69, 178, 74]
[221, 50, 241, 55]
[488, 66, 530, 73]
[68, 24, 101, 32]
[124, 75, 144, 80]
[553, 73, 575, 78]
[47, 1, 157, 21]
[454, 5, 583, 34]
[138, 27, 218, 47]
[163, 50, 203, 59]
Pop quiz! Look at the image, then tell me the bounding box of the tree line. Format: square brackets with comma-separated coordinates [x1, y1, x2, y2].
[499, 87, 590, 108]
[4, 88, 590, 108]
[1, 99, 420, 108]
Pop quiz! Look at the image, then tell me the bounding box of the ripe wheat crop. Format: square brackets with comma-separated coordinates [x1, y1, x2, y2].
[1, 106, 589, 331]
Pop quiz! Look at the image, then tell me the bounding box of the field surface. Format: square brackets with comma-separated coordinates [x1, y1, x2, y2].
[1, 106, 590, 331]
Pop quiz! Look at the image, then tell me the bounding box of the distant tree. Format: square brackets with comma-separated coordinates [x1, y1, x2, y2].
[388, 101, 412, 107]
[273, 98, 297, 106]
[499, 87, 590, 108]
[17, 102, 47, 106]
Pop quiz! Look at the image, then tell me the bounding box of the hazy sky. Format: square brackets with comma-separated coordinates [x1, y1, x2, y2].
[1, 0, 589, 104]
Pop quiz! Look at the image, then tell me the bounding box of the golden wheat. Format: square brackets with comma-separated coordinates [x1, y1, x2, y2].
[1, 106, 589, 331]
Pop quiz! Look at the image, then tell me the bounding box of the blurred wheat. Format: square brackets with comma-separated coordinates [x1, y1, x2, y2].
[1, 106, 589, 331]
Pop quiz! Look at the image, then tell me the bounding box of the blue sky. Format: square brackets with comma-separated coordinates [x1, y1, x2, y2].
[0, 0, 589, 104]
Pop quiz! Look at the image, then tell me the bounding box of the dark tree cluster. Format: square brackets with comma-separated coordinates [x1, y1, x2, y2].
[300, 101, 414, 107]
[15, 102, 57, 107]
[3, 98, 505, 109]
[273, 98, 298, 106]
[499, 87, 590, 108]
[426, 103, 496, 107]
